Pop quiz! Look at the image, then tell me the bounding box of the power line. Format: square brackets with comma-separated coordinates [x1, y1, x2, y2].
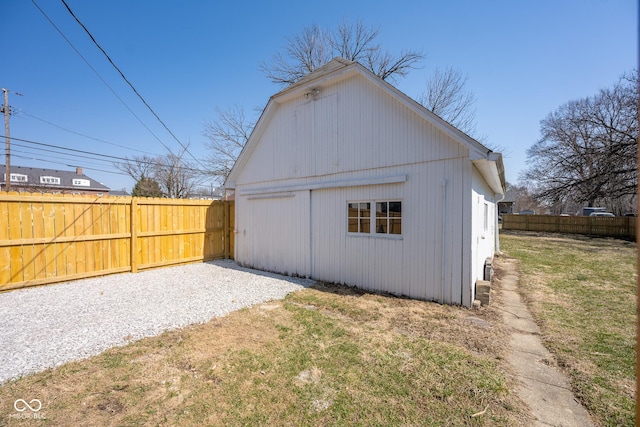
[59, 0, 209, 171]
[10, 135, 137, 162]
[18, 110, 162, 157]
[12, 154, 131, 176]
[13, 148, 124, 172]
[11, 141, 127, 166]
[31, 0, 177, 157]
[4, 135, 212, 175]
[11, 142, 169, 176]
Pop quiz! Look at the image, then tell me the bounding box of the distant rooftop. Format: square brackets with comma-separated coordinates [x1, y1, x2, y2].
[0, 165, 110, 192]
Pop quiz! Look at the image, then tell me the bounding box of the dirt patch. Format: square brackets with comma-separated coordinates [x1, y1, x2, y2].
[314, 281, 510, 352]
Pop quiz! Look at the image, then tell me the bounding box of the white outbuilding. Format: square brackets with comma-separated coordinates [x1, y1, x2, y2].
[226, 58, 505, 307]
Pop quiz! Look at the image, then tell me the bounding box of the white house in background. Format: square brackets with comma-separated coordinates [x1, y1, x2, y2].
[226, 58, 505, 307]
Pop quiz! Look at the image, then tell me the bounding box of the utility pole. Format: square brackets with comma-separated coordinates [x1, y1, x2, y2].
[1, 88, 21, 192]
[2, 88, 9, 192]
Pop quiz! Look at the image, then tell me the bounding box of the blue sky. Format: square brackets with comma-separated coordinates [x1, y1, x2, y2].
[3, 0, 637, 192]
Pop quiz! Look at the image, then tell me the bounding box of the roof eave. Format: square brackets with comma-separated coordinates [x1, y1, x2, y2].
[472, 152, 506, 195]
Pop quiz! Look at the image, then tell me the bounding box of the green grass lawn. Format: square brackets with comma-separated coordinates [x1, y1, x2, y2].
[500, 231, 636, 427]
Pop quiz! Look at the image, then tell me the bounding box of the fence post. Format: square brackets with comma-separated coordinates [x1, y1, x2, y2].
[223, 201, 230, 259]
[130, 198, 138, 273]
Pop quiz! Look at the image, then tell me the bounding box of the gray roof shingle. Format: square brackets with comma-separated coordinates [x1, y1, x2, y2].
[0, 165, 110, 191]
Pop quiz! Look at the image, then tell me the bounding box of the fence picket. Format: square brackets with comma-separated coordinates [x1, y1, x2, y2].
[502, 214, 636, 240]
[0, 192, 233, 291]
[32, 199, 46, 280]
[0, 199, 9, 285]
[43, 200, 56, 278]
[8, 196, 24, 283]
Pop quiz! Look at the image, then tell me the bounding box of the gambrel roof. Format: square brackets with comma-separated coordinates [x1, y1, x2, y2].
[228, 58, 505, 194]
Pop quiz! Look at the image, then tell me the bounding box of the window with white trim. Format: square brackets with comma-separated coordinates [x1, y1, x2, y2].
[483, 202, 489, 232]
[9, 173, 28, 183]
[40, 176, 61, 185]
[376, 201, 402, 234]
[347, 202, 370, 233]
[72, 178, 91, 187]
[347, 200, 402, 236]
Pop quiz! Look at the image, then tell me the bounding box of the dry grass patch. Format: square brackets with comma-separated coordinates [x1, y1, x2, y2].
[501, 231, 636, 427]
[0, 281, 529, 426]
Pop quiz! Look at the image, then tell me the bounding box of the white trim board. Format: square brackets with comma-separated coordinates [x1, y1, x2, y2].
[239, 174, 407, 196]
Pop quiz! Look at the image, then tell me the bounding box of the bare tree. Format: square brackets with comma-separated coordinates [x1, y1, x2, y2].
[505, 182, 549, 214]
[522, 71, 638, 210]
[261, 25, 333, 86]
[418, 66, 477, 136]
[203, 105, 256, 183]
[209, 19, 484, 183]
[331, 19, 378, 61]
[208, 19, 422, 179]
[116, 147, 203, 198]
[155, 149, 202, 199]
[261, 18, 423, 86]
[114, 155, 156, 183]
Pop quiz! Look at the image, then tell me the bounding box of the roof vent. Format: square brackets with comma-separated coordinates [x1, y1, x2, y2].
[304, 88, 321, 100]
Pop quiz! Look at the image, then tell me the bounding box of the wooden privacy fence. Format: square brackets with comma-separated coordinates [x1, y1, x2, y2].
[0, 192, 234, 291]
[502, 214, 636, 240]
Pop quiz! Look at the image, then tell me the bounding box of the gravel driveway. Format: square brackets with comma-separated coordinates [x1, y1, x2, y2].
[0, 260, 313, 384]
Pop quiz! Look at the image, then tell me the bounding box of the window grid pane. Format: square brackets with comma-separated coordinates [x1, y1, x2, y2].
[348, 202, 370, 233]
[374, 201, 402, 235]
[390, 218, 402, 234]
[348, 201, 401, 235]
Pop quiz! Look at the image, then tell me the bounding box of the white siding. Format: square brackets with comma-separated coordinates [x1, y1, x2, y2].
[232, 69, 498, 307]
[471, 165, 497, 297]
[235, 191, 310, 277]
[234, 74, 466, 189]
[236, 156, 469, 304]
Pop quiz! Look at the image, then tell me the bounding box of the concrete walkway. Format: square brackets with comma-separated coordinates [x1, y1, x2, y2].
[496, 257, 596, 427]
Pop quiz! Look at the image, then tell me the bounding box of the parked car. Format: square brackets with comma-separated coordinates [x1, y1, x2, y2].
[589, 212, 615, 217]
[577, 207, 606, 216]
